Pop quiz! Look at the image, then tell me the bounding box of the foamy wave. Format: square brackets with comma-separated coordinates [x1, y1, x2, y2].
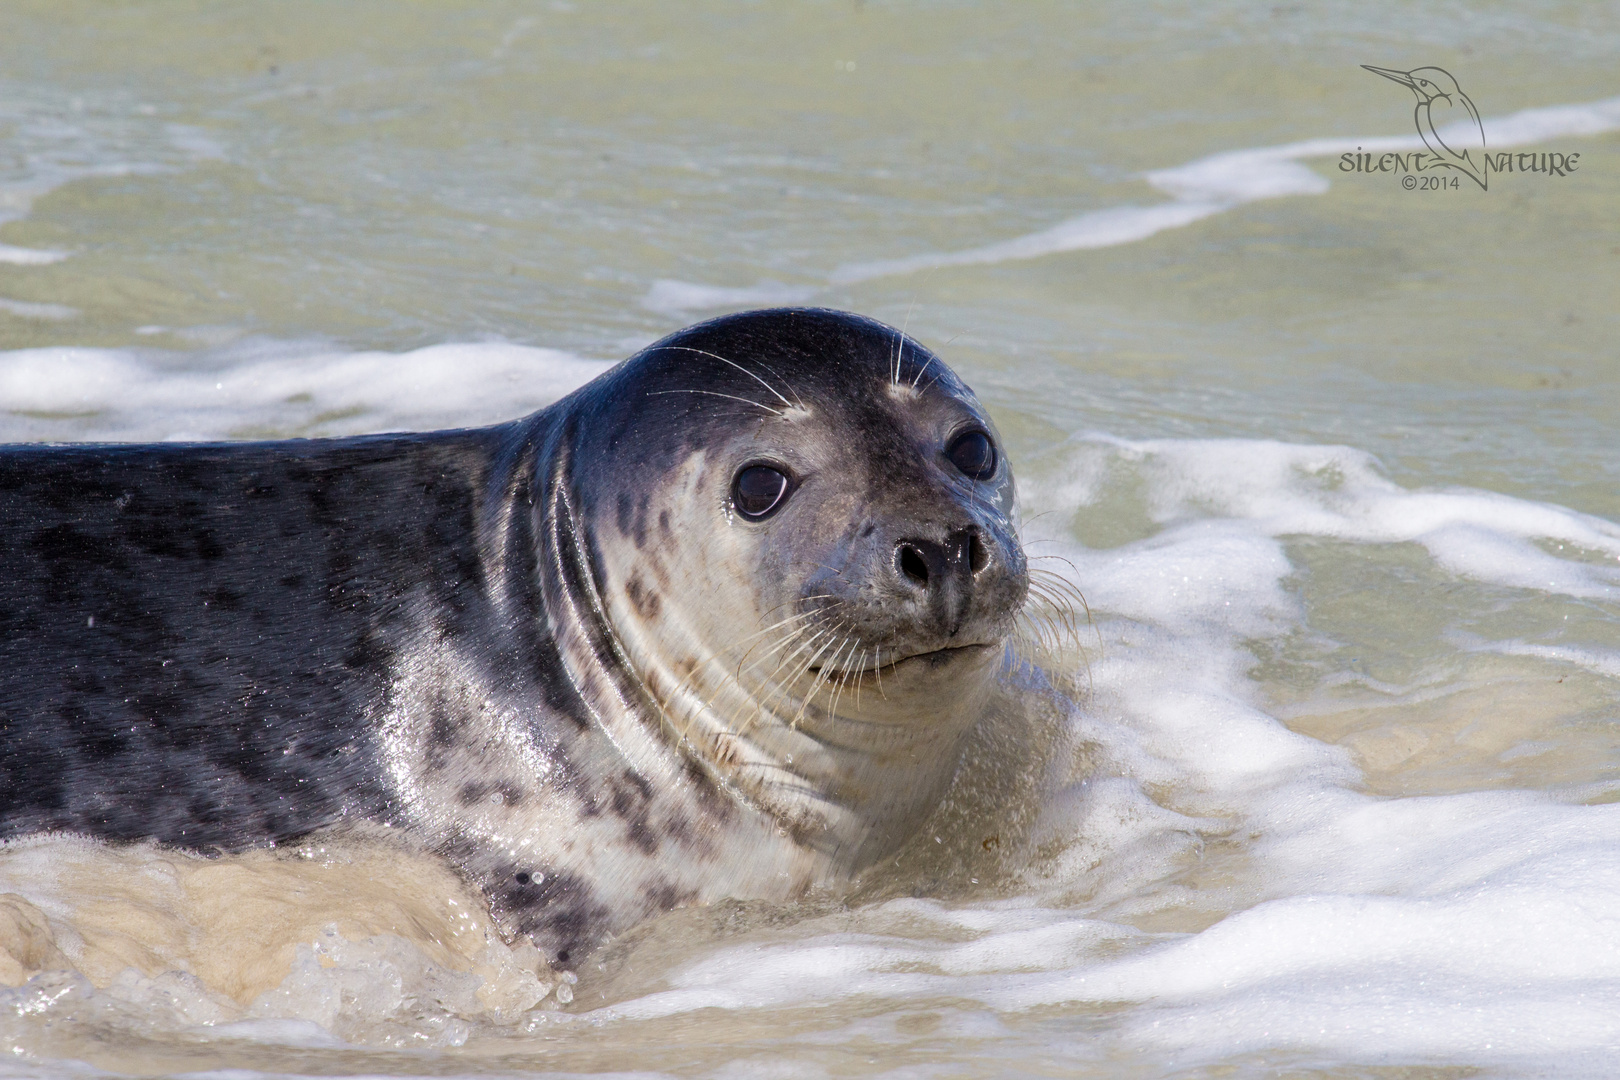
[648, 92, 1620, 312]
[1051, 436, 1620, 601]
[591, 794, 1620, 1066]
[836, 93, 1620, 282]
[0, 298, 77, 321]
[0, 340, 615, 442]
[828, 200, 1231, 284]
[0, 245, 68, 266]
[0, 837, 570, 1051]
[641, 279, 818, 318]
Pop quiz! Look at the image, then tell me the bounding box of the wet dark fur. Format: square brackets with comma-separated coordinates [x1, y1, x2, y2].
[0, 308, 1024, 963]
[0, 431, 508, 842]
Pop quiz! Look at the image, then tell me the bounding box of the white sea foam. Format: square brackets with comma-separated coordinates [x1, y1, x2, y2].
[641, 279, 818, 318]
[0, 340, 614, 442]
[647, 93, 1620, 312]
[0, 245, 68, 266]
[0, 298, 77, 321]
[1054, 435, 1620, 599]
[838, 93, 1620, 281]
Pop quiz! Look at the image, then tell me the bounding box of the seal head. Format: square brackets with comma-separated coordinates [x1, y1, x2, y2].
[563, 308, 1028, 868]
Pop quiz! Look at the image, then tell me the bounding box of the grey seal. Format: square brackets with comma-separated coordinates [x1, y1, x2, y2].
[0, 308, 1032, 965]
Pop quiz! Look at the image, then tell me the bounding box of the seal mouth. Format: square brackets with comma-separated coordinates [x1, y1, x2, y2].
[809, 641, 998, 678]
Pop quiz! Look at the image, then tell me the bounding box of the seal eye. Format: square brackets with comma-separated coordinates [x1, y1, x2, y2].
[733, 465, 791, 520]
[946, 430, 997, 480]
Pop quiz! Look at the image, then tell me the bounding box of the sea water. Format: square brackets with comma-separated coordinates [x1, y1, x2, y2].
[1, 2, 1618, 1076]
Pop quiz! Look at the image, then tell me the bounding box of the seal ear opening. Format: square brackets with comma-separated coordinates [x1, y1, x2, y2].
[732, 464, 793, 520]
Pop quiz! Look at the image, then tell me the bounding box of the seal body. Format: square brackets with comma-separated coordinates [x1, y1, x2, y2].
[0, 308, 1031, 964]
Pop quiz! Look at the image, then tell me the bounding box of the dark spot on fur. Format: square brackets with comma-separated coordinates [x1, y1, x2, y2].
[681, 756, 733, 821]
[605, 770, 659, 855]
[489, 866, 610, 966]
[459, 781, 491, 805]
[659, 809, 696, 847]
[632, 495, 649, 549]
[658, 509, 671, 537]
[626, 817, 657, 854]
[623, 769, 654, 801]
[200, 586, 245, 612]
[429, 701, 459, 752]
[624, 574, 660, 619]
[786, 817, 826, 848]
[196, 531, 226, 560]
[648, 557, 672, 590]
[342, 632, 394, 674]
[616, 493, 634, 537]
[31, 523, 104, 564]
[644, 881, 691, 914]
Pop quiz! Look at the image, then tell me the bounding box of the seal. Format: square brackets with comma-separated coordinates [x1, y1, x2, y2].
[0, 308, 1031, 966]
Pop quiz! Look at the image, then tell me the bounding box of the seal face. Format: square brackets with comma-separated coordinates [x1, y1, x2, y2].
[0, 308, 1029, 965]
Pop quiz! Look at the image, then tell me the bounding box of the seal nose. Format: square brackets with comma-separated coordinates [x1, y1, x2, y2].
[893, 527, 992, 636]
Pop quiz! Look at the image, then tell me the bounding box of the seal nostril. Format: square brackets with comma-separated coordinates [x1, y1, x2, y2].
[967, 531, 990, 576]
[898, 544, 930, 586]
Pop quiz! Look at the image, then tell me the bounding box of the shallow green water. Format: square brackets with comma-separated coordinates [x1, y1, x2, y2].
[2, 3, 1619, 1078]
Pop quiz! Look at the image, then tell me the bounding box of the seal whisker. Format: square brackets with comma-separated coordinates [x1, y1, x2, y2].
[745, 593, 837, 634]
[896, 291, 922, 388]
[1024, 579, 1081, 646]
[1028, 552, 1083, 577]
[755, 624, 838, 718]
[736, 353, 808, 412]
[736, 622, 819, 693]
[1027, 566, 1097, 647]
[697, 605, 833, 726]
[823, 636, 859, 723]
[730, 628, 818, 702]
[728, 608, 825, 672]
[646, 345, 798, 412]
[647, 389, 782, 416]
[760, 642, 822, 732]
[908, 350, 935, 392]
[1012, 573, 1095, 690]
[727, 622, 823, 733]
[648, 609, 823, 749]
[788, 632, 845, 730]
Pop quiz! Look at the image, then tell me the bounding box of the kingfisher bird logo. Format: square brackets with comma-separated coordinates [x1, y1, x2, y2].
[1362, 65, 1488, 189]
